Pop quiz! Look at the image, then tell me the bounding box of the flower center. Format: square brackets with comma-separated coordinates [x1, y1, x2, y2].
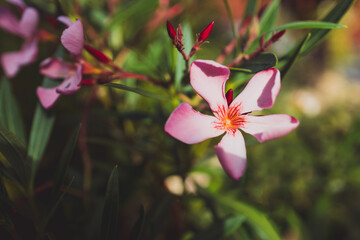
[214, 105, 245, 134]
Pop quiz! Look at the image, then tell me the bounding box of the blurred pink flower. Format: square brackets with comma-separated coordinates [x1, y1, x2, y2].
[37, 17, 84, 109]
[0, 0, 39, 77]
[165, 60, 299, 180]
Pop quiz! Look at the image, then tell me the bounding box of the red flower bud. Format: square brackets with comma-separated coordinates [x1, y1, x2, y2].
[198, 21, 214, 42]
[225, 89, 233, 105]
[167, 20, 177, 40]
[84, 44, 111, 64]
[271, 30, 286, 42]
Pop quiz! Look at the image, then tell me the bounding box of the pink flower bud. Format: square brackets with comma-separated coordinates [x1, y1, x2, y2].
[198, 21, 214, 42]
[271, 30, 286, 42]
[225, 89, 233, 105]
[84, 44, 111, 64]
[166, 20, 177, 40]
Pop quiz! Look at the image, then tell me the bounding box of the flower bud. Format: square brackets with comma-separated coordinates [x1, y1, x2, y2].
[271, 30, 286, 42]
[166, 20, 177, 41]
[84, 44, 111, 64]
[198, 21, 214, 42]
[225, 89, 233, 105]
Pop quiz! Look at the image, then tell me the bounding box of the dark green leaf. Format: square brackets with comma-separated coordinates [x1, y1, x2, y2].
[0, 126, 28, 186]
[224, 215, 247, 236]
[239, 53, 278, 73]
[279, 33, 311, 78]
[270, 21, 346, 32]
[229, 67, 252, 73]
[101, 166, 120, 240]
[129, 205, 146, 240]
[28, 78, 56, 182]
[52, 125, 81, 194]
[0, 76, 26, 142]
[105, 83, 167, 100]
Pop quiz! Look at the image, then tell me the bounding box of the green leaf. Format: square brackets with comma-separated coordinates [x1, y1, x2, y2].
[217, 196, 282, 240]
[52, 125, 81, 194]
[0, 76, 26, 142]
[279, 33, 311, 78]
[129, 205, 146, 240]
[105, 83, 167, 100]
[101, 166, 120, 240]
[229, 67, 252, 73]
[224, 215, 247, 236]
[239, 53, 278, 73]
[0, 126, 28, 186]
[297, 0, 354, 55]
[244, 0, 257, 20]
[270, 21, 346, 32]
[28, 78, 56, 182]
[259, 0, 280, 34]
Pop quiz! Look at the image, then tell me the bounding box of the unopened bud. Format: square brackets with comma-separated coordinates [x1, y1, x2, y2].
[166, 20, 177, 40]
[84, 44, 111, 64]
[198, 21, 214, 42]
[271, 30, 286, 42]
[225, 89, 233, 105]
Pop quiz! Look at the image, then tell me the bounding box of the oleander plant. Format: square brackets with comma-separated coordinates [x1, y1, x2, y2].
[0, 0, 359, 239]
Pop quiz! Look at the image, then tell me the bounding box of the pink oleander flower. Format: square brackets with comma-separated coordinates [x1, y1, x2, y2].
[36, 17, 85, 109]
[0, 0, 39, 77]
[165, 60, 299, 180]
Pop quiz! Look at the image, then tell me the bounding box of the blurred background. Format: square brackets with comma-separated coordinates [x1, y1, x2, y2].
[1, 0, 360, 239]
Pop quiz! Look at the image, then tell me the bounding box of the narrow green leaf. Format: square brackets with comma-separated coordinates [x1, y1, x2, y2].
[52, 125, 81, 194]
[259, 0, 280, 34]
[224, 215, 247, 236]
[105, 83, 167, 100]
[270, 21, 346, 32]
[0, 77, 26, 142]
[298, 0, 354, 55]
[0, 126, 28, 186]
[129, 205, 146, 240]
[244, 0, 257, 19]
[217, 196, 282, 240]
[239, 52, 278, 73]
[229, 67, 252, 73]
[280, 33, 311, 78]
[28, 78, 56, 182]
[101, 166, 120, 240]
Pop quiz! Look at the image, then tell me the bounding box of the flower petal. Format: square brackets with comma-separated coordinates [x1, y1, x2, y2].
[0, 7, 21, 35]
[1, 38, 38, 77]
[36, 86, 60, 109]
[40, 57, 75, 79]
[19, 7, 39, 39]
[57, 16, 73, 27]
[241, 114, 299, 143]
[60, 19, 84, 55]
[231, 68, 281, 113]
[190, 60, 230, 112]
[56, 64, 82, 95]
[214, 130, 247, 180]
[165, 102, 224, 144]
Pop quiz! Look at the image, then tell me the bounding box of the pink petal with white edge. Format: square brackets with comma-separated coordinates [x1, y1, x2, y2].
[214, 130, 247, 180]
[0, 7, 21, 36]
[36, 86, 61, 109]
[241, 114, 299, 143]
[19, 7, 39, 39]
[190, 60, 230, 113]
[165, 102, 224, 144]
[1, 38, 38, 77]
[40, 57, 75, 79]
[57, 16, 73, 27]
[56, 64, 82, 95]
[231, 68, 281, 113]
[61, 19, 84, 55]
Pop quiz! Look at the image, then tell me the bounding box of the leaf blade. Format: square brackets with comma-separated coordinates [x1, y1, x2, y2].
[270, 21, 346, 32]
[105, 83, 167, 100]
